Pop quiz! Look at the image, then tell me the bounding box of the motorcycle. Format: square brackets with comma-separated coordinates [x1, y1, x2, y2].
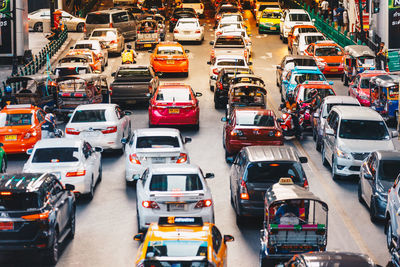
[277, 108, 304, 140]
[391, 247, 400, 267]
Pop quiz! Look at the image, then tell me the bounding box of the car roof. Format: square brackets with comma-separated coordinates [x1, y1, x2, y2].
[118, 65, 149, 70]
[1, 104, 38, 113]
[0, 173, 48, 192]
[344, 45, 375, 58]
[375, 150, 400, 161]
[292, 66, 322, 73]
[323, 95, 360, 104]
[300, 251, 374, 265]
[158, 83, 190, 90]
[244, 146, 300, 162]
[56, 63, 91, 68]
[331, 106, 383, 121]
[75, 103, 118, 110]
[287, 9, 308, 14]
[150, 164, 200, 174]
[235, 108, 275, 116]
[34, 138, 83, 148]
[135, 128, 181, 137]
[157, 41, 182, 47]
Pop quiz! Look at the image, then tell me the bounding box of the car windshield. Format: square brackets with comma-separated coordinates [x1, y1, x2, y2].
[379, 160, 400, 181]
[55, 67, 90, 76]
[304, 88, 335, 101]
[262, 12, 281, 18]
[32, 147, 79, 163]
[292, 73, 325, 84]
[117, 68, 151, 78]
[289, 13, 310, 21]
[146, 240, 208, 257]
[315, 46, 343, 56]
[156, 88, 191, 102]
[215, 37, 244, 46]
[217, 59, 245, 66]
[157, 46, 184, 55]
[136, 136, 180, 148]
[304, 35, 325, 44]
[149, 174, 203, 191]
[86, 13, 110, 24]
[245, 162, 304, 183]
[339, 119, 390, 140]
[360, 78, 370, 89]
[91, 30, 117, 39]
[0, 113, 32, 126]
[71, 109, 106, 123]
[236, 111, 275, 126]
[291, 58, 317, 67]
[59, 57, 88, 64]
[323, 103, 358, 117]
[298, 27, 318, 33]
[0, 192, 40, 211]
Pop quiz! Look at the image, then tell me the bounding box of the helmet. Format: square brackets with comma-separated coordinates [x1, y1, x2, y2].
[309, 88, 318, 98]
[45, 113, 55, 124]
[287, 94, 294, 102]
[5, 86, 12, 93]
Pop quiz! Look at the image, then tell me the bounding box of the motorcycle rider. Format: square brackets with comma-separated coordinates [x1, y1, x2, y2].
[1, 86, 17, 108]
[41, 113, 56, 138]
[279, 94, 302, 138]
[305, 88, 322, 111]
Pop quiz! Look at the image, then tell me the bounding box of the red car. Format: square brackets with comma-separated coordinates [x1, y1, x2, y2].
[349, 70, 388, 106]
[149, 83, 201, 130]
[222, 108, 283, 160]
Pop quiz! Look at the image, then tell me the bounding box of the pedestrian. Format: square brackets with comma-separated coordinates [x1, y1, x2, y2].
[332, 7, 338, 27]
[337, 5, 344, 27]
[1, 86, 17, 108]
[320, 0, 329, 19]
[376, 42, 388, 70]
[343, 9, 348, 32]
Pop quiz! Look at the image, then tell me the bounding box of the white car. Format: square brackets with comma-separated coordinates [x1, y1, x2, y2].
[72, 40, 109, 71]
[23, 139, 102, 199]
[220, 27, 252, 56]
[180, 0, 205, 16]
[124, 128, 192, 184]
[65, 104, 131, 150]
[173, 18, 204, 42]
[215, 21, 244, 36]
[292, 32, 326, 55]
[207, 55, 250, 91]
[280, 9, 313, 43]
[136, 164, 215, 231]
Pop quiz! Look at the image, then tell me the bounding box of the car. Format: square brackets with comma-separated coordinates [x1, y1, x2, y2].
[65, 104, 131, 151]
[229, 146, 309, 224]
[312, 96, 361, 151]
[294, 81, 335, 106]
[136, 164, 215, 231]
[72, 40, 109, 70]
[169, 8, 197, 32]
[0, 173, 76, 265]
[142, 13, 166, 41]
[222, 108, 283, 159]
[321, 106, 397, 179]
[173, 18, 204, 42]
[304, 40, 345, 74]
[53, 61, 93, 77]
[149, 83, 201, 129]
[208, 55, 250, 91]
[150, 42, 190, 76]
[254, 2, 280, 24]
[210, 34, 249, 64]
[287, 24, 318, 53]
[65, 49, 102, 73]
[23, 138, 103, 199]
[0, 104, 47, 154]
[179, 0, 205, 17]
[88, 28, 125, 55]
[141, 0, 167, 16]
[215, 4, 240, 23]
[219, 12, 251, 31]
[275, 55, 317, 89]
[386, 173, 400, 251]
[292, 32, 326, 55]
[133, 216, 234, 266]
[358, 150, 400, 221]
[280, 9, 313, 43]
[258, 8, 282, 33]
[124, 128, 191, 184]
[29, 9, 85, 32]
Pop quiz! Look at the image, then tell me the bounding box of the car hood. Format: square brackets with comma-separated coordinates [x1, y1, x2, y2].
[338, 138, 395, 153]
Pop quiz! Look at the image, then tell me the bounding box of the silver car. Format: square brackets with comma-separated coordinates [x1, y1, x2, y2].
[124, 128, 191, 184]
[136, 164, 215, 231]
[89, 28, 125, 55]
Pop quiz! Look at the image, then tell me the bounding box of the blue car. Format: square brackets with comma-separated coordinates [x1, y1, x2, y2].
[280, 66, 331, 102]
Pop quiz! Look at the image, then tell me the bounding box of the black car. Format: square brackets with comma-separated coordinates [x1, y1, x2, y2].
[0, 173, 76, 264]
[142, 0, 167, 17]
[169, 8, 197, 32]
[284, 251, 379, 267]
[229, 146, 308, 225]
[358, 150, 400, 221]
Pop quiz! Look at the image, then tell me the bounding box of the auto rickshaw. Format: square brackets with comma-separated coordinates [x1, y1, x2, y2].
[226, 83, 267, 117]
[5, 75, 58, 110]
[368, 74, 400, 124]
[135, 19, 160, 50]
[342, 45, 376, 86]
[259, 178, 328, 266]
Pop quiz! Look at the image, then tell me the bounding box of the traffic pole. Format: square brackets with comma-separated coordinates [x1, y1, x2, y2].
[50, 0, 55, 29]
[11, 0, 17, 76]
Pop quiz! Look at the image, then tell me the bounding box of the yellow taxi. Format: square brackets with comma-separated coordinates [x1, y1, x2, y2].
[258, 8, 282, 34]
[134, 217, 234, 267]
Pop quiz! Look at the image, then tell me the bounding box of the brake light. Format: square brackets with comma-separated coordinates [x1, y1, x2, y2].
[66, 128, 80, 135]
[0, 191, 11, 196]
[230, 129, 244, 136]
[142, 201, 160, 209]
[217, 82, 223, 91]
[129, 154, 141, 164]
[303, 179, 309, 189]
[244, 50, 248, 59]
[239, 179, 249, 200]
[101, 126, 117, 134]
[171, 18, 177, 22]
[200, 3, 204, 9]
[213, 68, 219, 75]
[216, 31, 222, 35]
[110, 39, 119, 44]
[109, 22, 113, 28]
[174, 29, 179, 33]
[22, 211, 50, 221]
[195, 29, 201, 33]
[211, 49, 215, 58]
[66, 170, 86, 177]
[282, 113, 288, 120]
[194, 199, 212, 209]
[275, 131, 282, 137]
[84, 24, 86, 33]
[176, 153, 188, 163]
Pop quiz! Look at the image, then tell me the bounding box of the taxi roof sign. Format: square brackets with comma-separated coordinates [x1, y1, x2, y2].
[158, 217, 203, 226]
[4, 104, 33, 109]
[279, 177, 294, 185]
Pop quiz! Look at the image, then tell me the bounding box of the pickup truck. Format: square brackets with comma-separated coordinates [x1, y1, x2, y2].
[110, 65, 159, 106]
[210, 34, 249, 64]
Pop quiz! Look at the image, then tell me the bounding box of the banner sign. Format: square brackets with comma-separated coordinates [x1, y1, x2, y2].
[0, 0, 12, 55]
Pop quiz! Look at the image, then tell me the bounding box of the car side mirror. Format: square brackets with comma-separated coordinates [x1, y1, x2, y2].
[299, 156, 308, 163]
[184, 137, 192, 144]
[133, 174, 141, 180]
[364, 172, 373, 180]
[195, 92, 202, 97]
[121, 138, 128, 145]
[276, 65, 282, 70]
[124, 110, 133, 116]
[207, 61, 211, 65]
[185, 49, 190, 53]
[329, 81, 334, 85]
[325, 128, 334, 136]
[148, 50, 153, 53]
[392, 131, 399, 138]
[223, 234, 234, 242]
[209, 41, 214, 45]
[205, 173, 215, 179]
[94, 147, 103, 153]
[226, 156, 235, 164]
[64, 184, 75, 191]
[26, 148, 33, 155]
[221, 117, 227, 122]
[133, 233, 144, 242]
[70, 46, 74, 49]
[312, 18, 316, 22]
[111, 72, 116, 77]
[0, 143, 3, 147]
[248, 61, 252, 65]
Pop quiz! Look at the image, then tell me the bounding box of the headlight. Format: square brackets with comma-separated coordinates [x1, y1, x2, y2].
[336, 148, 350, 159]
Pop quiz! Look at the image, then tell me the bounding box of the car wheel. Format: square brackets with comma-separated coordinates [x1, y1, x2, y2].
[225, 150, 232, 163]
[45, 230, 59, 265]
[210, 85, 214, 92]
[315, 135, 321, 152]
[87, 176, 94, 200]
[236, 213, 245, 226]
[370, 199, 378, 223]
[76, 23, 85, 32]
[283, 37, 288, 44]
[97, 166, 102, 183]
[331, 157, 340, 180]
[358, 180, 364, 204]
[0, 157, 6, 173]
[322, 144, 328, 166]
[34, 22, 43, 32]
[193, 123, 199, 131]
[259, 252, 269, 267]
[137, 208, 143, 233]
[183, 72, 188, 78]
[386, 218, 394, 250]
[69, 207, 76, 239]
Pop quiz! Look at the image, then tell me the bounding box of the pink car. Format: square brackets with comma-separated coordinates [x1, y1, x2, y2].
[348, 70, 388, 106]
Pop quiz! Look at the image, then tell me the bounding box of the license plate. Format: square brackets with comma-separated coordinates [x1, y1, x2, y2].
[184, 31, 191, 34]
[166, 60, 174, 64]
[169, 108, 180, 114]
[270, 27, 276, 30]
[84, 131, 99, 137]
[169, 203, 186, 211]
[144, 43, 152, 47]
[0, 221, 13, 231]
[152, 157, 166, 163]
[331, 68, 338, 72]
[5, 135, 17, 141]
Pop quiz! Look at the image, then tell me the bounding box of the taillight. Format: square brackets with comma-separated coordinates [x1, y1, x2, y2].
[200, 3, 204, 9]
[216, 31, 222, 35]
[194, 199, 212, 209]
[239, 179, 249, 200]
[171, 18, 177, 22]
[101, 126, 117, 134]
[84, 24, 86, 33]
[211, 50, 215, 58]
[174, 29, 179, 33]
[176, 153, 188, 163]
[275, 131, 282, 137]
[303, 179, 309, 189]
[129, 154, 141, 164]
[148, 85, 152, 93]
[110, 39, 119, 44]
[212, 68, 219, 75]
[22, 211, 50, 221]
[66, 128, 80, 135]
[195, 29, 201, 33]
[217, 82, 223, 91]
[230, 129, 244, 136]
[109, 22, 113, 28]
[244, 50, 248, 59]
[142, 201, 160, 209]
[24, 130, 37, 139]
[66, 170, 86, 177]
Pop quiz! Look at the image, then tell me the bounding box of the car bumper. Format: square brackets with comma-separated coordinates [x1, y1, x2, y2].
[0, 231, 51, 251]
[152, 61, 188, 73]
[149, 109, 199, 126]
[335, 157, 363, 176]
[107, 45, 122, 53]
[173, 33, 203, 41]
[65, 134, 122, 150]
[125, 164, 146, 181]
[227, 140, 283, 154]
[322, 65, 344, 74]
[2, 138, 39, 154]
[238, 199, 264, 216]
[259, 24, 280, 32]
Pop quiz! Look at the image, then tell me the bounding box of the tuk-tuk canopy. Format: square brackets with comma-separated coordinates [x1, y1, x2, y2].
[56, 73, 106, 83]
[230, 74, 265, 86]
[231, 83, 267, 95]
[344, 45, 375, 58]
[369, 74, 400, 88]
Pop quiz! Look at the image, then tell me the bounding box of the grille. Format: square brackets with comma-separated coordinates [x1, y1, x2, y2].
[349, 166, 361, 171]
[327, 63, 340, 67]
[351, 152, 369, 161]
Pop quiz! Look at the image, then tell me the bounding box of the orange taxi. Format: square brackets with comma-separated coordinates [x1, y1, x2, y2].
[150, 42, 189, 77]
[0, 104, 47, 154]
[287, 25, 318, 53]
[134, 217, 234, 266]
[65, 49, 102, 73]
[304, 40, 344, 75]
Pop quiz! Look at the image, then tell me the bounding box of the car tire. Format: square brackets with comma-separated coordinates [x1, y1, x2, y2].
[358, 180, 364, 204]
[283, 37, 288, 44]
[259, 253, 269, 267]
[137, 208, 143, 233]
[210, 85, 214, 92]
[331, 157, 340, 180]
[322, 144, 328, 166]
[76, 23, 85, 32]
[370, 199, 378, 223]
[87, 176, 94, 200]
[225, 150, 232, 163]
[0, 157, 6, 173]
[193, 123, 199, 131]
[34, 22, 43, 32]
[183, 72, 188, 78]
[386, 218, 394, 250]
[69, 207, 76, 239]
[97, 166, 102, 183]
[45, 230, 59, 265]
[315, 135, 321, 152]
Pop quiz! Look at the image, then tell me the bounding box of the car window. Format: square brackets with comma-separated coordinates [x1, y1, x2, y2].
[315, 46, 343, 56]
[50, 180, 64, 197]
[212, 226, 223, 253]
[157, 46, 184, 55]
[36, 110, 44, 123]
[379, 160, 400, 181]
[136, 136, 180, 148]
[215, 37, 244, 46]
[0, 113, 33, 126]
[145, 240, 208, 257]
[149, 174, 203, 191]
[156, 88, 191, 102]
[71, 109, 106, 123]
[236, 111, 275, 126]
[86, 13, 110, 24]
[305, 35, 325, 45]
[112, 12, 129, 23]
[331, 113, 339, 133]
[289, 13, 310, 22]
[32, 147, 79, 163]
[245, 162, 305, 184]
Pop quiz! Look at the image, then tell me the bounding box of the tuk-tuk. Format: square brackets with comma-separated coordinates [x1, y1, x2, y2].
[368, 74, 400, 124]
[56, 74, 110, 120]
[5, 75, 58, 110]
[226, 83, 267, 117]
[143, 14, 166, 41]
[342, 45, 376, 86]
[259, 178, 328, 266]
[135, 19, 160, 50]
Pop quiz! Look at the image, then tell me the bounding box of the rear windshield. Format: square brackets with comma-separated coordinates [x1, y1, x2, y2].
[215, 37, 244, 46]
[236, 111, 275, 126]
[71, 109, 106, 123]
[149, 174, 203, 191]
[32, 147, 79, 163]
[305, 35, 325, 45]
[289, 13, 310, 22]
[86, 13, 110, 24]
[116, 68, 151, 78]
[183, 0, 201, 3]
[292, 58, 317, 67]
[177, 21, 198, 27]
[292, 73, 325, 84]
[379, 160, 400, 181]
[220, 7, 239, 13]
[59, 79, 87, 93]
[136, 136, 180, 148]
[156, 89, 191, 102]
[262, 12, 281, 19]
[245, 162, 305, 183]
[157, 46, 184, 55]
[146, 240, 208, 257]
[0, 192, 40, 211]
[0, 113, 32, 126]
[55, 67, 90, 76]
[339, 120, 390, 140]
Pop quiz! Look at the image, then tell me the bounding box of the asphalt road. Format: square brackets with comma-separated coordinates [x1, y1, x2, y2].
[0, 10, 393, 267]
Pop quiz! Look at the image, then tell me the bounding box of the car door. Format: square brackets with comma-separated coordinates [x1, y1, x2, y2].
[116, 106, 129, 138]
[36, 110, 46, 136]
[323, 111, 337, 164]
[49, 179, 70, 232]
[211, 226, 224, 267]
[365, 153, 377, 205]
[112, 12, 129, 38]
[83, 142, 97, 183]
